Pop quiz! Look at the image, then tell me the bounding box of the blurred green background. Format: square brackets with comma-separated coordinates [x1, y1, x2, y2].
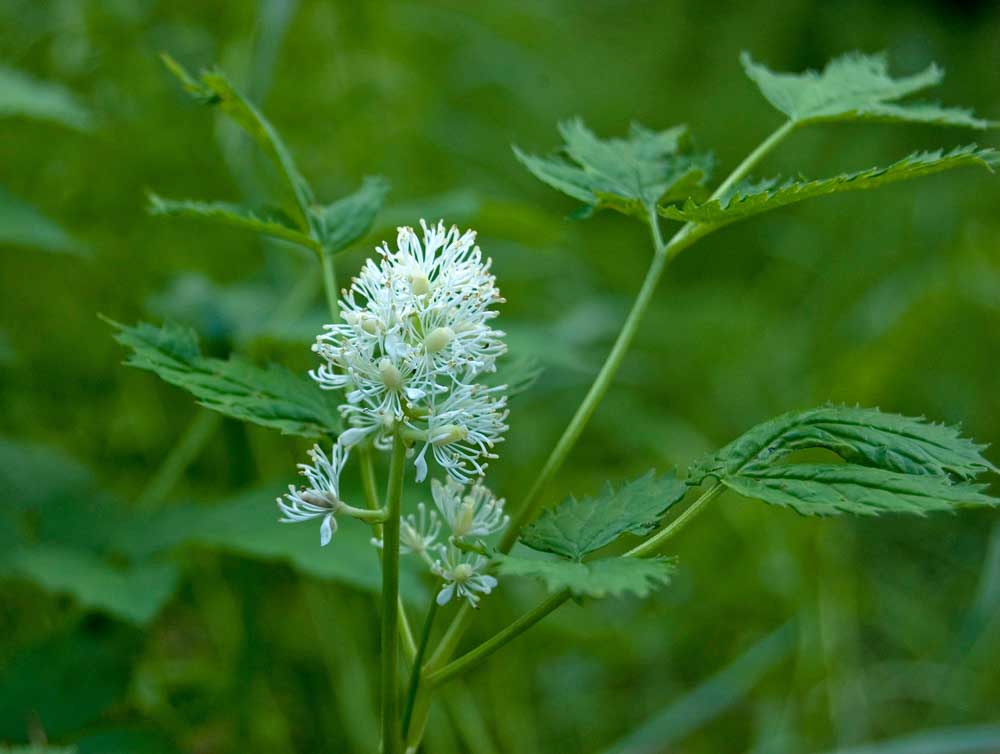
[2, 1, 1000, 752]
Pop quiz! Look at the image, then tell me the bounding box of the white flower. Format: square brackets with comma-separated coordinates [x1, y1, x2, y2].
[412, 382, 508, 483]
[400, 502, 442, 562]
[308, 220, 506, 459]
[277, 443, 348, 546]
[432, 545, 498, 607]
[431, 478, 508, 539]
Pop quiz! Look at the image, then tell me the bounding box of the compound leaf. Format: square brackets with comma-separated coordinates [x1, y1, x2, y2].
[690, 405, 999, 517]
[741, 51, 993, 128]
[107, 319, 341, 437]
[661, 146, 998, 227]
[521, 472, 687, 560]
[514, 118, 712, 218]
[496, 553, 675, 599]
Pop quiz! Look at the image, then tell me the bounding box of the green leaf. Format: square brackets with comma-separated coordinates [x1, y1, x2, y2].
[690, 405, 997, 482]
[147, 193, 318, 250]
[690, 405, 999, 517]
[0, 545, 178, 625]
[741, 51, 993, 128]
[161, 54, 314, 225]
[0, 65, 92, 130]
[107, 319, 341, 437]
[521, 472, 688, 560]
[724, 464, 994, 517]
[310, 176, 389, 254]
[661, 146, 998, 227]
[0, 185, 88, 255]
[496, 553, 675, 599]
[514, 118, 712, 218]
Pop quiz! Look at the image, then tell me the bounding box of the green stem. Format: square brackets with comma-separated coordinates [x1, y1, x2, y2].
[381, 433, 407, 754]
[402, 591, 441, 739]
[501, 119, 794, 552]
[320, 249, 340, 321]
[625, 482, 724, 558]
[429, 482, 725, 687]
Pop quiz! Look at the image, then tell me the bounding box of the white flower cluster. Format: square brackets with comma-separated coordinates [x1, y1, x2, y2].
[276, 221, 509, 608]
[312, 220, 508, 483]
[396, 478, 508, 607]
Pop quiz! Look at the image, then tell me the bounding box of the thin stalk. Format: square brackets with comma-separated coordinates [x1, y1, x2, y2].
[320, 249, 340, 321]
[428, 482, 724, 687]
[381, 433, 407, 754]
[402, 592, 441, 738]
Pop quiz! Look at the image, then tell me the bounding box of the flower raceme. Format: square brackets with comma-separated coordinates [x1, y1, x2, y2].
[311, 220, 509, 482]
[277, 220, 509, 606]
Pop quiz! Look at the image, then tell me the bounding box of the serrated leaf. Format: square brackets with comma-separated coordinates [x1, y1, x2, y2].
[514, 118, 712, 218]
[724, 464, 994, 517]
[521, 472, 688, 560]
[0, 185, 88, 256]
[496, 553, 674, 599]
[0, 545, 178, 625]
[690, 405, 999, 518]
[661, 146, 998, 227]
[310, 176, 389, 254]
[741, 51, 993, 128]
[690, 405, 998, 483]
[107, 319, 341, 437]
[0, 65, 92, 130]
[161, 54, 313, 225]
[147, 194, 318, 250]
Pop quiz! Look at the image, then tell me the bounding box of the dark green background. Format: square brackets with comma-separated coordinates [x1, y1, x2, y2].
[2, 1, 999, 752]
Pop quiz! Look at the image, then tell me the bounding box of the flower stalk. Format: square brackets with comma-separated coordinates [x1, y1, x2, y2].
[381, 431, 407, 754]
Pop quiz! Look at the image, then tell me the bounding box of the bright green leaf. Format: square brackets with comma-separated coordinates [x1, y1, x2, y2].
[107, 319, 341, 437]
[0, 185, 87, 256]
[514, 119, 712, 218]
[161, 54, 314, 225]
[0, 545, 178, 625]
[741, 51, 993, 128]
[521, 472, 688, 560]
[310, 176, 389, 254]
[661, 146, 998, 227]
[497, 553, 675, 599]
[147, 194, 318, 250]
[0, 65, 92, 130]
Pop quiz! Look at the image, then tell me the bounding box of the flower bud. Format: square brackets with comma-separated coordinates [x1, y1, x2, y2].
[432, 424, 468, 445]
[410, 272, 431, 296]
[378, 358, 403, 389]
[424, 326, 454, 353]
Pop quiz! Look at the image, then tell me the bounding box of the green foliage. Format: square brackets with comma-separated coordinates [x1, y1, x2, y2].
[0, 748, 76, 754]
[741, 51, 993, 128]
[0, 64, 92, 130]
[146, 194, 317, 250]
[690, 406, 999, 516]
[496, 553, 674, 599]
[661, 146, 998, 227]
[312, 176, 390, 254]
[521, 472, 687, 559]
[0, 185, 87, 256]
[161, 54, 314, 224]
[108, 319, 341, 437]
[0, 546, 178, 625]
[514, 119, 712, 218]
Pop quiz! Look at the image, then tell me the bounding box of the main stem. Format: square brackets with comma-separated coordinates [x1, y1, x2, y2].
[320, 249, 340, 322]
[381, 433, 406, 754]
